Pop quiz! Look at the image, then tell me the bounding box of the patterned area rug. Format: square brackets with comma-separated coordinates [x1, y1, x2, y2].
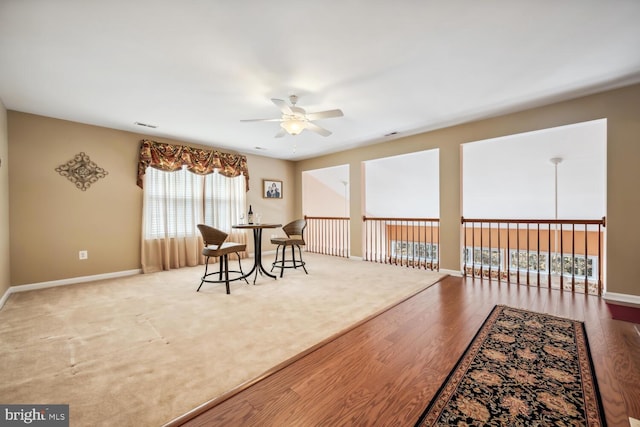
[415, 305, 606, 426]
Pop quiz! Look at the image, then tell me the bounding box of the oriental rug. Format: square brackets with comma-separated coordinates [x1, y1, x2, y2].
[415, 305, 606, 426]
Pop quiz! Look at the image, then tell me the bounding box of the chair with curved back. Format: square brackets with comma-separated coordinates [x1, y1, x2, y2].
[270, 219, 309, 277]
[197, 224, 248, 294]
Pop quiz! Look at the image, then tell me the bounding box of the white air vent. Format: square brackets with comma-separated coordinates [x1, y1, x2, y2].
[134, 122, 158, 129]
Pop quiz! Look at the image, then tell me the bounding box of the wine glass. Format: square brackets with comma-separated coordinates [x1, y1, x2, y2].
[239, 213, 245, 224]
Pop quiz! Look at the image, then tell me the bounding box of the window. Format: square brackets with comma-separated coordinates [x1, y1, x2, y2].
[203, 172, 246, 231]
[509, 250, 548, 273]
[551, 254, 597, 279]
[508, 250, 597, 279]
[143, 167, 244, 240]
[463, 247, 503, 268]
[391, 240, 439, 262]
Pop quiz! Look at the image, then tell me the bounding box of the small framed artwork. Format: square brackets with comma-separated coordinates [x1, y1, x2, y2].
[263, 179, 283, 199]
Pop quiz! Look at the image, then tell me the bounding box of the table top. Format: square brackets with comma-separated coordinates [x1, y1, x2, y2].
[232, 223, 281, 229]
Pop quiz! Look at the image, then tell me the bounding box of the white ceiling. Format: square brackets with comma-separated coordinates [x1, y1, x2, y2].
[1, 1, 639, 161]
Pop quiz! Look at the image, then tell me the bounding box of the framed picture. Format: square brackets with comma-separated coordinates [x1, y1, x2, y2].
[263, 179, 283, 199]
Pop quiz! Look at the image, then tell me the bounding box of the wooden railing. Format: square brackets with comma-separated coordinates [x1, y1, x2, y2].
[304, 216, 350, 258]
[461, 217, 606, 296]
[362, 216, 440, 271]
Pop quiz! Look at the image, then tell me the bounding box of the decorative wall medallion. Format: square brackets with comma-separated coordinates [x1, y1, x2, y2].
[55, 152, 108, 191]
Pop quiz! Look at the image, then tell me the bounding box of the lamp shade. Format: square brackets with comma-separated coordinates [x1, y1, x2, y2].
[280, 119, 305, 135]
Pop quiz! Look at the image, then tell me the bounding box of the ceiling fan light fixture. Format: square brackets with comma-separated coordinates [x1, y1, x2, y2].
[242, 95, 342, 137]
[281, 119, 305, 135]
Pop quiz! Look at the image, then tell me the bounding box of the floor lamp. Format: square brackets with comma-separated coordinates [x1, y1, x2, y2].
[341, 180, 348, 217]
[550, 157, 563, 274]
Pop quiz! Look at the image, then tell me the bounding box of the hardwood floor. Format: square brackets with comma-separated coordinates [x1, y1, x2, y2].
[172, 276, 640, 427]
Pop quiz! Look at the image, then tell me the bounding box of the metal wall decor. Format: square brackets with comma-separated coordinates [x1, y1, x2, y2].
[55, 152, 108, 191]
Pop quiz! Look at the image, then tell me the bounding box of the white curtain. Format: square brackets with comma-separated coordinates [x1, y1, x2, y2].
[203, 172, 247, 246]
[141, 168, 246, 273]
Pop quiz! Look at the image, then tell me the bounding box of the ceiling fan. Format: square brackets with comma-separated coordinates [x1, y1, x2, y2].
[241, 95, 344, 137]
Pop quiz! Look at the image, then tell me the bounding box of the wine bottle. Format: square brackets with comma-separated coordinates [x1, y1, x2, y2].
[248, 205, 254, 224]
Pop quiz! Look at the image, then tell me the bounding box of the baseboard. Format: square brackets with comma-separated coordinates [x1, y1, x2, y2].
[603, 292, 640, 308]
[603, 292, 640, 324]
[0, 269, 141, 310]
[348, 256, 457, 276]
[440, 268, 462, 277]
[0, 288, 11, 311]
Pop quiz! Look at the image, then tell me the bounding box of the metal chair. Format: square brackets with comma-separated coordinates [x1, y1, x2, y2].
[197, 224, 248, 294]
[270, 219, 308, 277]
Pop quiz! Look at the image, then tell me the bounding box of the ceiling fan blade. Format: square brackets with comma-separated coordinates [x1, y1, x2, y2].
[271, 98, 293, 115]
[305, 109, 344, 121]
[305, 121, 332, 137]
[244, 97, 343, 137]
[240, 118, 283, 122]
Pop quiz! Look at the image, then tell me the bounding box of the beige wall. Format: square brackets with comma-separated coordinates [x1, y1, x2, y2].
[295, 83, 640, 298]
[8, 112, 295, 285]
[243, 154, 297, 248]
[303, 174, 347, 217]
[7, 84, 640, 299]
[0, 100, 9, 297]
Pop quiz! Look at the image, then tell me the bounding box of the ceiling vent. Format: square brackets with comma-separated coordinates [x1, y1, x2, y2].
[134, 122, 158, 129]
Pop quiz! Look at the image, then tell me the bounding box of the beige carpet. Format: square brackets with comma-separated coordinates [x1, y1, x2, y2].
[0, 253, 445, 426]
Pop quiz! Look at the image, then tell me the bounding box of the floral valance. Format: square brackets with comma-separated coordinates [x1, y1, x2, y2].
[137, 139, 250, 191]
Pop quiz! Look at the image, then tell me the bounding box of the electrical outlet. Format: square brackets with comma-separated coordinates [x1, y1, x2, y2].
[79, 250, 88, 260]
